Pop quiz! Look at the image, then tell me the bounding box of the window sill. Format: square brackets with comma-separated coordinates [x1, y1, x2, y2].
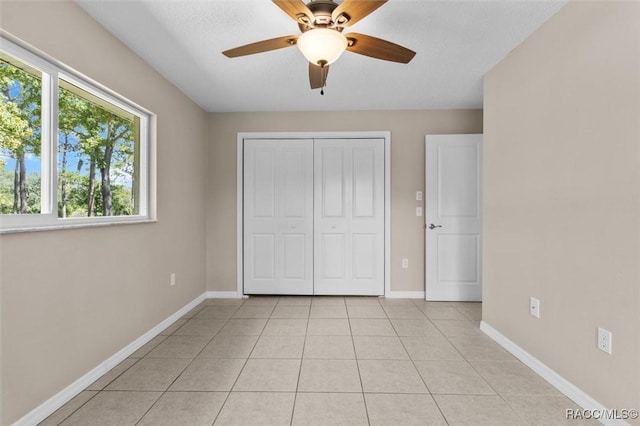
[0, 218, 157, 234]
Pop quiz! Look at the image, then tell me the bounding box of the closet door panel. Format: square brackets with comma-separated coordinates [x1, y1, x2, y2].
[244, 139, 313, 295]
[314, 139, 385, 295]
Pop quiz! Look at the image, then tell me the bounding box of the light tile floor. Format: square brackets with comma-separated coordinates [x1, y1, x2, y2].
[41, 297, 598, 425]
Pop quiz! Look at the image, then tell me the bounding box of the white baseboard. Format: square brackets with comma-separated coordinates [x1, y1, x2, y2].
[480, 321, 630, 426]
[14, 292, 208, 426]
[206, 290, 244, 298]
[385, 291, 425, 299]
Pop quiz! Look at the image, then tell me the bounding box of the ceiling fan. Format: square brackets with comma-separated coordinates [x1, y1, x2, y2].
[222, 0, 416, 94]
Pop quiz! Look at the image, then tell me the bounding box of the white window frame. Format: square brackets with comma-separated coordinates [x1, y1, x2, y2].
[0, 35, 154, 233]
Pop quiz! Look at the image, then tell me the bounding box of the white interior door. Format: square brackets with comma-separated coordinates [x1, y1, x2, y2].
[425, 134, 482, 301]
[314, 139, 385, 295]
[244, 139, 313, 294]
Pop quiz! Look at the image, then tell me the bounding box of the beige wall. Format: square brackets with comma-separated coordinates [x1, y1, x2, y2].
[484, 0, 640, 417]
[0, 1, 209, 424]
[206, 110, 483, 293]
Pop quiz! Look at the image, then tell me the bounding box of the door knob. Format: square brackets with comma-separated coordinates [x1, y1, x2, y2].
[428, 224, 442, 230]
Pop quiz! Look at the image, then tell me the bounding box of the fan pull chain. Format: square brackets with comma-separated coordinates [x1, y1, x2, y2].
[318, 60, 327, 96]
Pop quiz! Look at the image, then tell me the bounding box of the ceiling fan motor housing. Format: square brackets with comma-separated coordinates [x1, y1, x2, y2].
[297, 0, 348, 32]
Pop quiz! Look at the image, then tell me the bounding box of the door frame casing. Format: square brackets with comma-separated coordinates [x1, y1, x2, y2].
[237, 131, 391, 297]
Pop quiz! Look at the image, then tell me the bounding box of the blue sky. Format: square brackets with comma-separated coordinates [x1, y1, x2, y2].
[1, 133, 83, 176]
[1, 153, 40, 175]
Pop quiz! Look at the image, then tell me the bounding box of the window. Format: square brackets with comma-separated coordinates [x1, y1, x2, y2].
[0, 36, 152, 232]
[0, 53, 43, 215]
[57, 78, 141, 218]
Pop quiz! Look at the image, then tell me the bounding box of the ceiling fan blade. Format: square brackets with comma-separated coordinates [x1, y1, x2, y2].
[222, 35, 298, 58]
[345, 33, 416, 63]
[272, 0, 314, 23]
[332, 0, 387, 27]
[309, 63, 329, 89]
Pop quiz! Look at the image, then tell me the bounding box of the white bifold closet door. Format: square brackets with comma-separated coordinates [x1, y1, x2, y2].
[243, 139, 314, 295]
[243, 138, 384, 296]
[314, 139, 385, 295]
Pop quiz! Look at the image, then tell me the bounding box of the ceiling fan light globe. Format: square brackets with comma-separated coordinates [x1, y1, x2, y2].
[297, 28, 347, 66]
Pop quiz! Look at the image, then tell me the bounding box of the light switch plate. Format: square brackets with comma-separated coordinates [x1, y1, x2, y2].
[416, 207, 423, 217]
[416, 191, 423, 201]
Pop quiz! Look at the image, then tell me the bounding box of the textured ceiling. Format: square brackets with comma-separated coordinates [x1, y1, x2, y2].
[76, 0, 566, 112]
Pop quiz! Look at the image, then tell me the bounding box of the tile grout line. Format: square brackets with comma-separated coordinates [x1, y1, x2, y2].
[289, 311, 312, 426]
[412, 299, 481, 425]
[133, 300, 245, 426]
[45, 298, 504, 426]
[210, 299, 273, 425]
[129, 303, 213, 426]
[387, 303, 443, 391]
[61, 303, 210, 425]
[349, 299, 387, 426]
[459, 350, 530, 424]
[47, 390, 101, 426]
[422, 301, 523, 425]
[394, 305, 453, 426]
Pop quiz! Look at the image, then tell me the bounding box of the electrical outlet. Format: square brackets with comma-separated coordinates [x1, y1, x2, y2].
[401, 258, 409, 269]
[416, 207, 423, 217]
[597, 328, 612, 354]
[529, 297, 540, 318]
[170, 273, 176, 286]
[416, 191, 423, 201]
